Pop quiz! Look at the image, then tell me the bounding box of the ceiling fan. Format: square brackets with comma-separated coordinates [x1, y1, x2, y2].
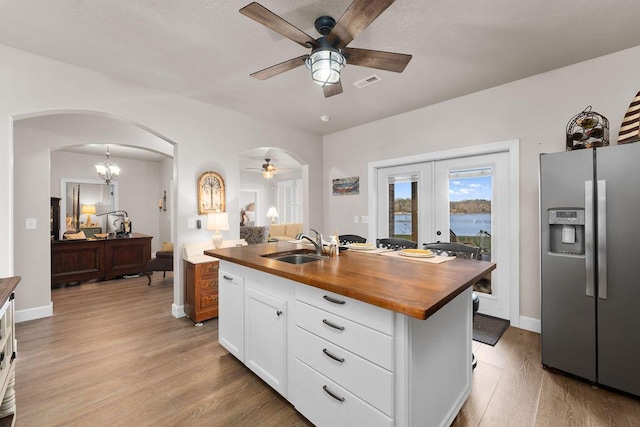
[240, 0, 412, 98]
[247, 158, 286, 179]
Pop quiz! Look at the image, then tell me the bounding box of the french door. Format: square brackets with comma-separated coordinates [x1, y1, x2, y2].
[377, 152, 511, 319]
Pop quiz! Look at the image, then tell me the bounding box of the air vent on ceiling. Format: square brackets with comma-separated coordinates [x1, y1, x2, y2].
[353, 74, 382, 89]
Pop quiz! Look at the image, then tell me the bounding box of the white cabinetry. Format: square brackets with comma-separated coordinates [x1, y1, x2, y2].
[0, 277, 19, 427]
[244, 286, 287, 396]
[293, 285, 394, 426]
[217, 261, 472, 427]
[218, 269, 245, 361]
[218, 261, 294, 398]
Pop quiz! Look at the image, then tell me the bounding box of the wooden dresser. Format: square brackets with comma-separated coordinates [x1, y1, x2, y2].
[184, 256, 219, 323]
[51, 233, 152, 285]
[0, 276, 20, 427]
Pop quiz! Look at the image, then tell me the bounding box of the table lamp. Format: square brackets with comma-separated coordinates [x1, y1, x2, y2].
[266, 207, 279, 224]
[81, 205, 96, 227]
[207, 212, 230, 248]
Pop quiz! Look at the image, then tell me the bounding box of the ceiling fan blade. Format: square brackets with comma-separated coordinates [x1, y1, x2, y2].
[323, 81, 343, 98]
[250, 55, 308, 80]
[326, 0, 396, 48]
[342, 47, 412, 73]
[240, 2, 318, 48]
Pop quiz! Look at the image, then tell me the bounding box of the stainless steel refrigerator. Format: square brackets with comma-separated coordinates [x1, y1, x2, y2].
[540, 143, 640, 397]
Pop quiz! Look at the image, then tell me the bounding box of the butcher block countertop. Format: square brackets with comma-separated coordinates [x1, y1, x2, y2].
[205, 242, 495, 320]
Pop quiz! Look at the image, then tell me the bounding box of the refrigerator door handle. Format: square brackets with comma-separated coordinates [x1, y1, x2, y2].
[585, 180, 594, 297]
[597, 180, 607, 299]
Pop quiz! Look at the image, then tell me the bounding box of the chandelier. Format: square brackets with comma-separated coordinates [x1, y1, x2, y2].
[95, 146, 120, 184]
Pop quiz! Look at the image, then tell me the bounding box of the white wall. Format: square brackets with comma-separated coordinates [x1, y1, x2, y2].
[0, 44, 323, 320]
[323, 45, 640, 326]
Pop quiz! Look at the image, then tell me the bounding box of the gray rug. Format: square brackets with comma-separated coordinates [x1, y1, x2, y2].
[473, 313, 510, 346]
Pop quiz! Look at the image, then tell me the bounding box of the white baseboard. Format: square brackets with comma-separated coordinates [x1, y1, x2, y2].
[172, 303, 186, 318]
[518, 316, 541, 333]
[15, 303, 53, 323]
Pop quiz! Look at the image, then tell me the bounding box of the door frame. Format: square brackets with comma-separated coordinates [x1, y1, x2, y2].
[368, 139, 520, 326]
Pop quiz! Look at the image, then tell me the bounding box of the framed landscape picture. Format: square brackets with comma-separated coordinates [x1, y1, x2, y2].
[333, 176, 359, 196]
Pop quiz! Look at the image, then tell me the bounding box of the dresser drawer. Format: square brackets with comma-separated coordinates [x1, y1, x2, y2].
[199, 262, 218, 276]
[296, 284, 393, 336]
[198, 276, 217, 290]
[294, 326, 393, 416]
[198, 292, 219, 312]
[294, 359, 392, 427]
[295, 301, 393, 370]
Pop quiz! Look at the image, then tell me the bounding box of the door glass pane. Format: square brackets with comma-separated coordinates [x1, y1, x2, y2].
[388, 176, 418, 242]
[449, 168, 493, 294]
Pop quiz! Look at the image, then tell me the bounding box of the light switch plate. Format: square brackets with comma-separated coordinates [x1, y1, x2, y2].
[353, 215, 359, 223]
[361, 216, 369, 224]
[188, 218, 196, 229]
[25, 218, 37, 229]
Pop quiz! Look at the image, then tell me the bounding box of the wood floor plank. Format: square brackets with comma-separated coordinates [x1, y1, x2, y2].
[14, 274, 640, 426]
[477, 328, 544, 427]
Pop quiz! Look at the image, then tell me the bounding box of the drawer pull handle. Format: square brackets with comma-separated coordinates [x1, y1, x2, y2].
[222, 275, 233, 280]
[323, 295, 345, 305]
[322, 348, 345, 363]
[322, 319, 345, 331]
[322, 385, 345, 403]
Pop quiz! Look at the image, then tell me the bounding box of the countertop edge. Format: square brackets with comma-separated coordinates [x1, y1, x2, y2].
[207, 245, 496, 320]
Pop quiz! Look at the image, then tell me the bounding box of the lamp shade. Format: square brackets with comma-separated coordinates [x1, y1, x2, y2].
[81, 205, 96, 215]
[266, 207, 278, 219]
[206, 212, 230, 231]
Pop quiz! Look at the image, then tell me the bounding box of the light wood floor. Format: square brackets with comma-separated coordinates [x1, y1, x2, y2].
[15, 274, 640, 426]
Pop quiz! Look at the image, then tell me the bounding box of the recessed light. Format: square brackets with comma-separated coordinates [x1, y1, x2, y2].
[320, 115, 331, 122]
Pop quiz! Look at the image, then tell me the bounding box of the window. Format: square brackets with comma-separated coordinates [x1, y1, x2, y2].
[276, 179, 303, 223]
[388, 175, 418, 242]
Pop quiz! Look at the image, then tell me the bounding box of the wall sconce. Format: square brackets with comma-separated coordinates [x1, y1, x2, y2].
[158, 190, 167, 212]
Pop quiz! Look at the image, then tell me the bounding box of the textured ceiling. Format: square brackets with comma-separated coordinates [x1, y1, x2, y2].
[2, 1, 640, 136]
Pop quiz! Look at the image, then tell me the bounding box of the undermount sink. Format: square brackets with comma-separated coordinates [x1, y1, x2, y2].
[262, 250, 327, 265]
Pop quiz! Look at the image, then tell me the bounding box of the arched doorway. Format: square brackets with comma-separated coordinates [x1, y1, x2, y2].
[12, 110, 177, 321]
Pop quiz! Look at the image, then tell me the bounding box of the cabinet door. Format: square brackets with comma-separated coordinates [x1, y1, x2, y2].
[245, 286, 287, 396]
[219, 270, 245, 361]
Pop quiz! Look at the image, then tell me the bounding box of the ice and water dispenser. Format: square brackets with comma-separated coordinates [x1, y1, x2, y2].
[548, 209, 585, 255]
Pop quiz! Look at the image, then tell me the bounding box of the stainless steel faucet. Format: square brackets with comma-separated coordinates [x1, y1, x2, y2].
[299, 229, 323, 256]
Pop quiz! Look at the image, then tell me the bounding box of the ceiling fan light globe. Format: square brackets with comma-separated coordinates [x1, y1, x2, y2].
[306, 49, 345, 86]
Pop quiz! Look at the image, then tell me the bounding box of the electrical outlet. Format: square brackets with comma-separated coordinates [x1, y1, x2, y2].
[361, 215, 369, 224]
[353, 215, 359, 224]
[188, 218, 196, 229]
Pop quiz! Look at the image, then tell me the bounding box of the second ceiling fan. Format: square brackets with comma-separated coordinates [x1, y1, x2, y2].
[240, 0, 412, 98]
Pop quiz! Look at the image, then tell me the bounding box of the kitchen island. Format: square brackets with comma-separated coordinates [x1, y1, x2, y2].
[206, 242, 495, 427]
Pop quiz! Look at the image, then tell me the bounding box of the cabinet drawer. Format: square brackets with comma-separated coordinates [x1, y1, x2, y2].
[198, 276, 217, 290]
[199, 293, 218, 311]
[296, 284, 393, 336]
[294, 326, 393, 416]
[199, 262, 218, 276]
[295, 301, 393, 371]
[294, 359, 392, 427]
